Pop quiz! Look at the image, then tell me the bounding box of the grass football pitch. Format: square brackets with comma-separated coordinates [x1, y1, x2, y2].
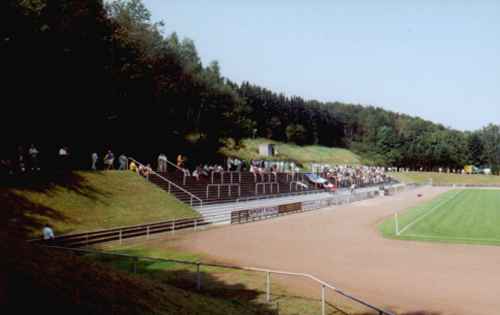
[380, 189, 500, 246]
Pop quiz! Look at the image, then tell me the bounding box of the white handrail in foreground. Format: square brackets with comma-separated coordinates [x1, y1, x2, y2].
[45, 246, 394, 315]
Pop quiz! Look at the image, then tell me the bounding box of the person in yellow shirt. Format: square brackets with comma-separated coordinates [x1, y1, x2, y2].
[129, 161, 138, 173]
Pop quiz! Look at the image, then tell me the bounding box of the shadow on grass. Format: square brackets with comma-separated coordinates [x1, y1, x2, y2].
[84, 250, 443, 315]
[0, 171, 111, 239]
[84, 252, 280, 314]
[0, 170, 108, 199]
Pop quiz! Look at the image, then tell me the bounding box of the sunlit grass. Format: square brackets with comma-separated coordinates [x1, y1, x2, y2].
[220, 138, 362, 169]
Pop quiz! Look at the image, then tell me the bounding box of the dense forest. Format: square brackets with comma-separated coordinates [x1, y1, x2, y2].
[2, 0, 500, 172]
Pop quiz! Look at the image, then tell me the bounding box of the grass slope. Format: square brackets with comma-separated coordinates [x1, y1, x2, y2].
[221, 138, 363, 168]
[390, 171, 500, 185]
[97, 240, 367, 315]
[380, 189, 500, 246]
[1, 171, 197, 238]
[3, 240, 276, 315]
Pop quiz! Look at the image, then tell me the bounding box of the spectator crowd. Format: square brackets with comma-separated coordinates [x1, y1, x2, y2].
[312, 164, 390, 188]
[0, 145, 130, 176]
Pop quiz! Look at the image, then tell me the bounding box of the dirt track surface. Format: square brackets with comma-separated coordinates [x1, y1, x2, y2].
[173, 187, 500, 315]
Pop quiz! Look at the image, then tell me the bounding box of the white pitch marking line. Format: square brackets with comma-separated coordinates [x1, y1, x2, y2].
[397, 190, 462, 236]
[403, 234, 500, 243]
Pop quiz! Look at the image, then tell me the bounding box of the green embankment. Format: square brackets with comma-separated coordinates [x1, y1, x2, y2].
[2, 169, 384, 314]
[3, 170, 278, 315]
[380, 189, 500, 246]
[96, 241, 363, 315]
[390, 171, 500, 185]
[1, 171, 198, 238]
[4, 240, 278, 315]
[220, 138, 363, 168]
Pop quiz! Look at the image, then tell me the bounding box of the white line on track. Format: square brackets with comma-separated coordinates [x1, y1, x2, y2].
[398, 190, 462, 236]
[403, 234, 500, 243]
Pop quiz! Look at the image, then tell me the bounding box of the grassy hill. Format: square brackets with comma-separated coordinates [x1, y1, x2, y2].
[220, 138, 363, 168]
[390, 171, 500, 185]
[3, 239, 278, 315]
[1, 171, 198, 238]
[98, 242, 340, 315]
[1, 170, 275, 315]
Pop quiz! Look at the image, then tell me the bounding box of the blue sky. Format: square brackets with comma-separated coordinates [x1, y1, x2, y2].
[143, 0, 500, 131]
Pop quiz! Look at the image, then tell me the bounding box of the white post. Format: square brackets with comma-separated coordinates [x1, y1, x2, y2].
[266, 272, 271, 302]
[321, 284, 326, 315]
[395, 212, 400, 236]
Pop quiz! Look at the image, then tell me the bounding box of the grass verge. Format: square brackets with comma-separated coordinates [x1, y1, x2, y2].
[390, 171, 500, 186]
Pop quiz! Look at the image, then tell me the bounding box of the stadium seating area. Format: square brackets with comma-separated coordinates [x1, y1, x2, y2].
[150, 170, 326, 205]
[147, 166, 396, 206]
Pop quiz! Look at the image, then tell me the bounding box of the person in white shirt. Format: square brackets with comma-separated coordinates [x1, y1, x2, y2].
[157, 154, 167, 172]
[28, 144, 40, 171]
[59, 147, 68, 156]
[58, 146, 69, 170]
[91, 152, 98, 170]
[42, 224, 55, 241]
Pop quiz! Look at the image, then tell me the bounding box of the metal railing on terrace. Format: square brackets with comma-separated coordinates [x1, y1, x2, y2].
[206, 183, 241, 199]
[129, 157, 203, 207]
[200, 187, 328, 207]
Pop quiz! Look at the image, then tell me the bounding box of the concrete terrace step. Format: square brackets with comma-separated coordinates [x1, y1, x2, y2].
[194, 192, 335, 217]
[193, 186, 385, 224]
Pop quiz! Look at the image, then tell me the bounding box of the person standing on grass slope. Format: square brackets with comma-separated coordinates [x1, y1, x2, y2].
[17, 145, 26, 173]
[28, 144, 40, 171]
[129, 160, 138, 173]
[91, 152, 98, 170]
[42, 224, 55, 241]
[118, 154, 127, 170]
[58, 146, 69, 170]
[104, 150, 114, 170]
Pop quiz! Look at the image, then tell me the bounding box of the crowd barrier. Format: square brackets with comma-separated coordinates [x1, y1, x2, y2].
[230, 188, 385, 224]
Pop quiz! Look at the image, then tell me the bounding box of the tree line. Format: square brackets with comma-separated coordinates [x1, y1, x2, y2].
[3, 0, 500, 172]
